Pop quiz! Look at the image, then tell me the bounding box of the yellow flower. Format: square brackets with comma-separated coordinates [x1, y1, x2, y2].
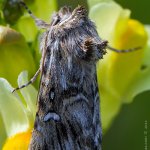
[3, 130, 32, 150]
[88, 0, 148, 132]
[0, 72, 37, 149]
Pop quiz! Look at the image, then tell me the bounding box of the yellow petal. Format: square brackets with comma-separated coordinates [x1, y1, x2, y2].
[0, 78, 29, 140]
[98, 19, 147, 131]
[3, 130, 31, 150]
[17, 71, 37, 127]
[114, 19, 148, 48]
[125, 25, 150, 101]
[106, 19, 147, 97]
[89, 1, 130, 43]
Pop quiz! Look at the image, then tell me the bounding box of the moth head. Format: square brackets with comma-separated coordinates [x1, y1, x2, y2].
[50, 6, 88, 33]
[49, 6, 107, 63]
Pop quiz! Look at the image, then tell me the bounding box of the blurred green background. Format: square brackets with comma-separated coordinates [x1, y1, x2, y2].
[115, 0, 150, 24]
[59, 0, 150, 24]
[0, 0, 149, 150]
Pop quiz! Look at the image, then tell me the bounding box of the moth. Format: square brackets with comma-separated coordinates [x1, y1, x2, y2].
[13, 1, 141, 150]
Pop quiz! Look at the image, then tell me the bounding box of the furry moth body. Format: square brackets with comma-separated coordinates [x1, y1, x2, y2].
[14, 2, 108, 150]
[32, 6, 106, 150]
[30, 6, 106, 150]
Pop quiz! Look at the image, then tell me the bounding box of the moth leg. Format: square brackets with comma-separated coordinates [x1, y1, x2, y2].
[12, 68, 41, 93]
[20, 1, 50, 29]
[107, 45, 142, 53]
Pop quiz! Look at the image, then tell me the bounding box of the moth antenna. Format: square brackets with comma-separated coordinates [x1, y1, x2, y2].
[19, 1, 50, 28]
[107, 45, 142, 53]
[19, 1, 36, 19]
[12, 68, 41, 93]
